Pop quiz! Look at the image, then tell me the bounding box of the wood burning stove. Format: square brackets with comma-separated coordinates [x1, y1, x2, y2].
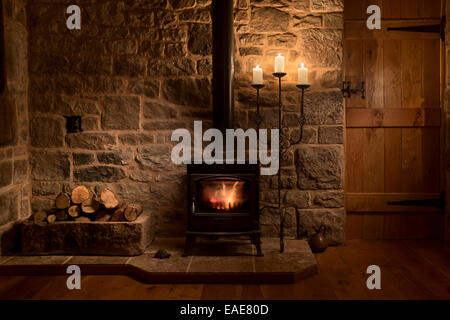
[183, 0, 263, 256]
[184, 164, 262, 256]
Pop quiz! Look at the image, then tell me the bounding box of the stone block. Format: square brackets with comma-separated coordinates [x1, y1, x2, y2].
[66, 133, 116, 150]
[102, 96, 140, 130]
[296, 146, 344, 190]
[13, 159, 28, 183]
[30, 117, 64, 148]
[313, 191, 344, 208]
[128, 79, 159, 98]
[304, 90, 344, 125]
[31, 151, 70, 181]
[284, 190, 310, 208]
[293, 15, 322, 28]
[267, 33, 297, 48]
[74, 166, 126, 182]
[169, 0, 196, 9]
[54, 96, 100, 116]
[197, 58, 212, 75]
[0, 96, 17, 146]
[115, 183, 150, 202]
[113, 56, 147, 77]
[136, 146, 173, 171]
[318, 126, 343, 144]
[108, 39, 137, 55]
[250, 7, 290, 32]
[139, 41, 164, 57]
[97, 150, 133, 165]
[0, 161, 13, 188]
[0, 189, 18, 226]
[293, 0, 311, 11]
[162, 78, 211, 107]
[311, 0, 343, 11]
[179, 9, 211, 23]
[143, 101, 177, 119]
[239, 33, 265, 46]
[75, 56, 111, 75]
[188, 24, 212, 55]
[30, 54, 69, 74]
[119, 133, 154, 146]
[20, 211, 155, 256]
[302, 29, 342, 68]
[32, 182, 61, 197]
[239, 47, 263, 56]
[149, 59, 196, 77]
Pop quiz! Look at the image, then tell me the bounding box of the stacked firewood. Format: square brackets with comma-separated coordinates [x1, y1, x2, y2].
[32, 186, 143, 224]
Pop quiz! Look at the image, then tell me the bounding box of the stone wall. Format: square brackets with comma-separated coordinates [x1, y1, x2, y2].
[0, 0, 30, 254]
[234, 0, 345, 244]
[28, 0, 345, 243]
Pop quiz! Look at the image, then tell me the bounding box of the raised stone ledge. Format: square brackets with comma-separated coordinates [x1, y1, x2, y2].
[20, 211, 155, 256]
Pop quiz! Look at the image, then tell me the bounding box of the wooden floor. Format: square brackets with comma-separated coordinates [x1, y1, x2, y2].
[0, 240, 449, 300]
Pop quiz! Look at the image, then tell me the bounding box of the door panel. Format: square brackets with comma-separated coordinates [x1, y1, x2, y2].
[344, 0, 443, 240]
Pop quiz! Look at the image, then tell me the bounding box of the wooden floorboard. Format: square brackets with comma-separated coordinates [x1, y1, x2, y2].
[0, 240, 449, 300]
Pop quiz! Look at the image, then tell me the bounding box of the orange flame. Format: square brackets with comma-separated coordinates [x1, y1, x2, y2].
[201, 180, 245, 211]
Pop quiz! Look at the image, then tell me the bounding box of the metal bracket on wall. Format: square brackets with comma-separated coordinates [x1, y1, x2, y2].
[342, 81, 365, 99]
[65, 116, 83, 134]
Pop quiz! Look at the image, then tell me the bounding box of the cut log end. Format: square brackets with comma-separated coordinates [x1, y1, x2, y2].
[81, 198, 100, 214]
[55, 193, 71, 210]
[100, 189, 120, 209]
[75, 216, 91, 223]
[47, 214, 57, 224]
[71, 186, 90, 204]
[124, 204, 143, 222]
[111, 205, 126, 222]
[68, 205, 81, 218]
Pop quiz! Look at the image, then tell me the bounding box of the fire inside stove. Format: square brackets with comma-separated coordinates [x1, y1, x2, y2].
[198, 178, 249, 213]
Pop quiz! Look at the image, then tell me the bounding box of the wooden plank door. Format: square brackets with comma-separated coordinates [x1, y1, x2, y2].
[344, 0, 444, 240]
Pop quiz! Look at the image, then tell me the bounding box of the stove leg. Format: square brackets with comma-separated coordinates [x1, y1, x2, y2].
[183, 234, 196, 257]
[250, 234, 264, 257]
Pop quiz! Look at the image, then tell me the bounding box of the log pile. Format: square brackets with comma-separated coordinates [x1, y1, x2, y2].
[31, 187, 143, 224]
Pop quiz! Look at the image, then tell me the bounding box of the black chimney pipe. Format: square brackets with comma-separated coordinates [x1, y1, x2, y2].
[212, 0, 234, 132]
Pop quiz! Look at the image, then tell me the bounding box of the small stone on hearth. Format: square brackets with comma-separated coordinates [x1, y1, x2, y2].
[154, 248, 171, 259]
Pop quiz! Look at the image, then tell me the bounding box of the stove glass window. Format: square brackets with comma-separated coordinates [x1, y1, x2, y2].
[196, 177, 250, 213]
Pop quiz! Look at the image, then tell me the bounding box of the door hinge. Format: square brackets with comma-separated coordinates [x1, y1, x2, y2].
[387, 16, 446, 41]
[387, 191, 445, 214]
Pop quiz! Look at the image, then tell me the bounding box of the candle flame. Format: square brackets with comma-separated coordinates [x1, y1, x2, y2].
[301, 63, 305, 68]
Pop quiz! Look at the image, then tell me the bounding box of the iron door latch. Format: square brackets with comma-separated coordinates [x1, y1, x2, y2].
[342, 81, 366, 99]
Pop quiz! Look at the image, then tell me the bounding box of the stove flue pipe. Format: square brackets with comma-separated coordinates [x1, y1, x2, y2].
[212, 0, 235, 132]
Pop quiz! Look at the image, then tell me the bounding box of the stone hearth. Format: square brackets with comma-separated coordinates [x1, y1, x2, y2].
[0, 238, 317, 283]
[20, 211, 154, 256]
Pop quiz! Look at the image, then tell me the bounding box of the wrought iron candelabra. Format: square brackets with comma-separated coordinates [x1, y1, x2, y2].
[252, 75, 310, 253]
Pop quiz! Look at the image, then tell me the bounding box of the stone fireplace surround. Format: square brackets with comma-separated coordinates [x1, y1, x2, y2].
[0, 0, 347, 255]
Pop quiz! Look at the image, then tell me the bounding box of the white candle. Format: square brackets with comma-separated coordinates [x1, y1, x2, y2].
[274, 53, 285, 73]
[297, 63, 308, 85]
[252, 65, 263, 85]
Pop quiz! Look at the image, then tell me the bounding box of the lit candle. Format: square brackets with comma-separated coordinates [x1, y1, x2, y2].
[274, 53, 285, 73]
[252, 65, 263, 85]
[297, 63, 308, 85]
